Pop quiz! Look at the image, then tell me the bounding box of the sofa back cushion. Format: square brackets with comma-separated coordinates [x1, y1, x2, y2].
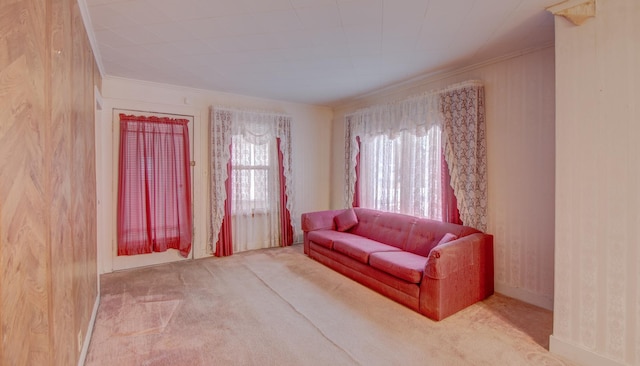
[334, 208, 358, 232]
[438, 233, 458, 245]
[404, 218, 481, 256]
[350, 208, 413, 249]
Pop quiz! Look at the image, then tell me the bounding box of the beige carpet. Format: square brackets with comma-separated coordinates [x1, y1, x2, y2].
[86, 245, 574, 366]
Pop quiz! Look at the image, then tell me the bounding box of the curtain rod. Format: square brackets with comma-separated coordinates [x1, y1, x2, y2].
[113, 108, 195, 120]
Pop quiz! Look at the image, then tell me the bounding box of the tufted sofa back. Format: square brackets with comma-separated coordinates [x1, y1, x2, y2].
[404, 218, 480, 256]
[350, 208, 481, 257]
[349, 208, 412, 249]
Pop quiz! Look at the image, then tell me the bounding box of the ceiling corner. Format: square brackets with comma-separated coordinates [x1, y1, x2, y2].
[77, 0, 106, 77]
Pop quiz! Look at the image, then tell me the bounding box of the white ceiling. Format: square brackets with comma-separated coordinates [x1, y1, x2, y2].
[84, 0, 558, 106]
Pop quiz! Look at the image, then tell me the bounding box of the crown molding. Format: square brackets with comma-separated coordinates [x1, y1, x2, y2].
[77, 0, 105, 77]
[547, 0, 596, 26]
[333, 43, 554, 110]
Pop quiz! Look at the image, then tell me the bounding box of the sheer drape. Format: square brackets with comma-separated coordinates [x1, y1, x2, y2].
[117, 114, 192, 257]
[345, 92, 443, 219]
[359, 128, 442, 218]
[345, 80, 486, 229]
[209, 107, 295, 256]
[230, 134, 281, 252]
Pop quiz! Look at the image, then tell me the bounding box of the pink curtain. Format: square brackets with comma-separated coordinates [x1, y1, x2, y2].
[352, 136, 361, 208]
[117, 114, 192, 257]
[441, 151, 462, 225]
[215, 145, 234, 257]
[277, 138, 294, 246]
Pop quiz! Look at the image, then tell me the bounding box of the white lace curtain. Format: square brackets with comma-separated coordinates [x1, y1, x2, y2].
[345, 80, 487, 231]
[209, 107, 296, 254]
[440, 84, 487, 231]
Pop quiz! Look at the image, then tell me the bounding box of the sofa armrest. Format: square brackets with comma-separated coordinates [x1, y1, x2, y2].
[424, 233, 491, 279]
[420, 233, 494, 320]
[301, 209, 345, 255]
[301, 209, 345, 232]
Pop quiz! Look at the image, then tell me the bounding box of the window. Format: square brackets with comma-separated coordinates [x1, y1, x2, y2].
[230, 135, 275, 215]
[359, 127, 442, 220]
[209, 107, 295, 256]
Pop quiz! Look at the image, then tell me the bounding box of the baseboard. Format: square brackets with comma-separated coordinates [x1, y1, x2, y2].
[550, 335, 625, 366]
[77, 294, 100, 366]
[494, 283, 553, 310]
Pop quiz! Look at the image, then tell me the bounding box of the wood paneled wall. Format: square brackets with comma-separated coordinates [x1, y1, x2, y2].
[0, 0, 100, 365]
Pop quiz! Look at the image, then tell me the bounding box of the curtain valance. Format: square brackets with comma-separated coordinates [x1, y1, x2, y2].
[216, 108, 291, 145]
[346, 92, 441, 139]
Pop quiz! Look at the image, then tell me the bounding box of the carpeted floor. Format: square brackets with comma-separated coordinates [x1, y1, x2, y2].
[85, 244, 574, 366]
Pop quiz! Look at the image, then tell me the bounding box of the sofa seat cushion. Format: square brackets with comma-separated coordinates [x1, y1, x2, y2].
[369, 251, 428, 284]
[333, 237, 401, 264]
[308, 230, 361, 250]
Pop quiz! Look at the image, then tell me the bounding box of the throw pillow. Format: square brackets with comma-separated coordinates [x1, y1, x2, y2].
[335, 209, 358, 232]
[437, 233, 458, 245]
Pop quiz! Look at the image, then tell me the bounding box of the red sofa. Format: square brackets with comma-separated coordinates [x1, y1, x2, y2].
[301, 208, 494, 321]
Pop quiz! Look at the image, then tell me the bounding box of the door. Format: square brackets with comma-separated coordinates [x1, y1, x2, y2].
[112, 109, 194, 271]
